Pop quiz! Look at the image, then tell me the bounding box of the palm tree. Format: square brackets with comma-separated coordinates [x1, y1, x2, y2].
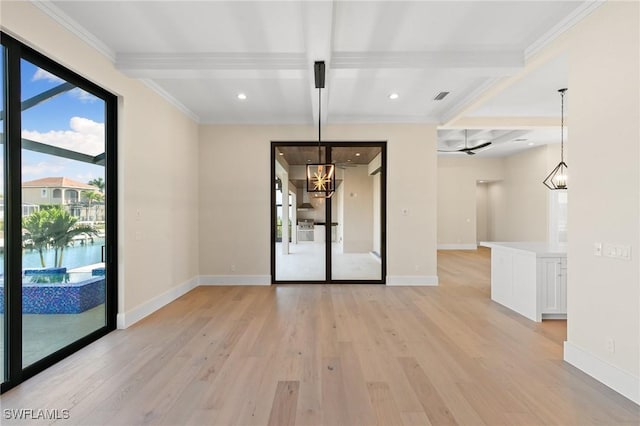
[88, 177, 105, 193]
[47, 207, 97, 267]
[82, 190, 105, 221]
[22, 209, 52, 267]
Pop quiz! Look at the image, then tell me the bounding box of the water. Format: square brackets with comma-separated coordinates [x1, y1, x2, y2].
[23, 272, 97, 284]
[0, 238, 105, 274]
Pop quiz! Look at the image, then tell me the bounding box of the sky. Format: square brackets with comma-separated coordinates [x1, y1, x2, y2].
[1, 54, 106, 188]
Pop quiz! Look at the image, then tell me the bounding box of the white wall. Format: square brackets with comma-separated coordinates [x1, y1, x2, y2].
[486, 181, 507, 241]
[437, 157, 503, 247]
[564, 1, 639, 403]
[342, 165, 374, 253]
[199, 124, 438, 284]
[2, 2, 201, 325]
[437, 145, 565, 245]
[495, 146, 551, 241]
[476, 183, 488, 242]
[482, 145, 562, 242]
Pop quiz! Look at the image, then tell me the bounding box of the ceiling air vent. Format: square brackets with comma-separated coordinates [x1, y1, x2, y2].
[433, 91, 450, 101]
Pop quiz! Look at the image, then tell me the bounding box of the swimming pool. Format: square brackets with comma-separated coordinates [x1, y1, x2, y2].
[0, 272, 105, 314]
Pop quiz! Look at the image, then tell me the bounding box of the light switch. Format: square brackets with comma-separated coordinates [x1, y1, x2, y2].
[593, 243, 602, 256]
[621, 245, 631, 260]
[603, 243, 632, 260]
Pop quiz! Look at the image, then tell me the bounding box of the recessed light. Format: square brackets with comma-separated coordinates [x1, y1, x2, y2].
[478, 180, 486, 183]
[307, 159, 312, 162]
[347, 159, 352, 162]
[237, 93, 247, 100]
[279, 152, 284, 156]
[388, 93, 399, 100]
[355, 153, 361, 157]
[528, 142, 535, 146]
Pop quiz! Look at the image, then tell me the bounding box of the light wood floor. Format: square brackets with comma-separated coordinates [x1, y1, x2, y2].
[2, 248, 638, 425]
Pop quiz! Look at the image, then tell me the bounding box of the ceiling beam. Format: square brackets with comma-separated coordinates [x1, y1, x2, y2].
[441, 42, 569, 126]
[116, 52, 307, 77]
[489, 130, 531, 145]
[332, 51, 523, 71]
[442, 116, 563, 129]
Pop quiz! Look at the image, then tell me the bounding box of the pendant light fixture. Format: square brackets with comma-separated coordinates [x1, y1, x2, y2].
[306, 61, 335, 198]
[543, 88, 568, 190]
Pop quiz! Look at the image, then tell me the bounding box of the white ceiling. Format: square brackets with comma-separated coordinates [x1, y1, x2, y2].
[40, 1, 596, 156]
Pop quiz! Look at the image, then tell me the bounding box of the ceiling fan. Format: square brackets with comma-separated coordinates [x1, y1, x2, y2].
[438, 130, 492, 155]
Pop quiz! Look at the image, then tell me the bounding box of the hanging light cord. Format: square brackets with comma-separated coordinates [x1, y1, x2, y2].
[560, 88, 566, 163]
[317, 87, 322, 163]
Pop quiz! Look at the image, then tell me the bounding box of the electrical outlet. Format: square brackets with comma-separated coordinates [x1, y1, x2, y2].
[606, 338, 615, 353]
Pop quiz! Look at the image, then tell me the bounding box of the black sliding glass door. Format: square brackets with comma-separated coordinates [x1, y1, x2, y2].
[1, 32, 117, 392]
[0, 43, 6, 386]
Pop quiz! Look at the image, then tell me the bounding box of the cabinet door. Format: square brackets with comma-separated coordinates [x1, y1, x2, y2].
[559, 258, 567, 312]
[539, 258, 565, 314]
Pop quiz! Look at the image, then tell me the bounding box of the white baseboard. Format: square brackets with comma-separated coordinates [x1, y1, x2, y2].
[564, 341, 640, 405]
[117, 276, 198, 329]
[437, 244, 478, 250]
[199, 275, 272, 286]
[386, 275, 439, 286]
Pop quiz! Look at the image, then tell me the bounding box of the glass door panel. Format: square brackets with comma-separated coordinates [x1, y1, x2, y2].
[20, 59, 106, 367]
[331, 146, 382, 281]
[274, 145, 326, 281]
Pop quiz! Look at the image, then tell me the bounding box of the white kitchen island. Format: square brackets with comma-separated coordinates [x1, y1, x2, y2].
[480, 242, 567, 322]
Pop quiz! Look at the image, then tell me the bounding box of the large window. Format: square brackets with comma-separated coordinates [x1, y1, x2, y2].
[1, 32, 117, 392]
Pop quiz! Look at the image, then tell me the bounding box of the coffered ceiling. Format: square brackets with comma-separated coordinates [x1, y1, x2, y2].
[36, 1, 601, 157]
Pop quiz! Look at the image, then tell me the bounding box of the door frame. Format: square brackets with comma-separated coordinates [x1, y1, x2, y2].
[271, 141, 386, 284]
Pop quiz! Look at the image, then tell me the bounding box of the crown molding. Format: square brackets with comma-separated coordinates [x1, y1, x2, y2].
[30, 0, 116, 62]
[525, 0, 607, 60]
[439, 77, 502, 125]
[140, 79, 200, 123]
[30, 1, 200, 122]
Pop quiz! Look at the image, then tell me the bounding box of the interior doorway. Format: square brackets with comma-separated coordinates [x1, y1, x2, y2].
[271, 142, 386, 283]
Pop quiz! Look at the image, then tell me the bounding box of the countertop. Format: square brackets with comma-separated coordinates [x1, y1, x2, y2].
[480, 241, 567, 257]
